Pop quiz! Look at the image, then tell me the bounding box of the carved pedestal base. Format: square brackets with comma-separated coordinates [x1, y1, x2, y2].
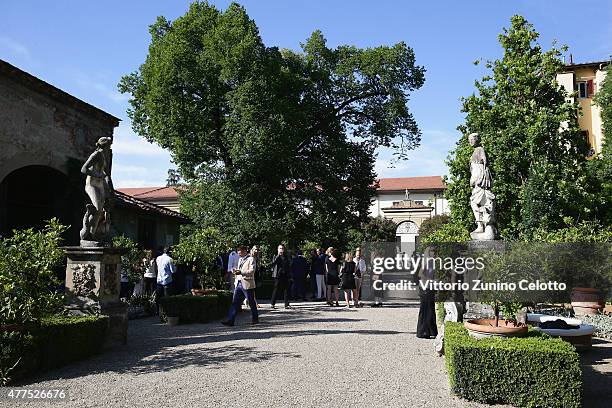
[63, 246, 127, 348]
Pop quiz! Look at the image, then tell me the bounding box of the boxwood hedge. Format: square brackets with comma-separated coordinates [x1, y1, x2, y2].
[159, 291, 233, 324]
[444, 322, 581, 408]
[1, 314, 108, 385]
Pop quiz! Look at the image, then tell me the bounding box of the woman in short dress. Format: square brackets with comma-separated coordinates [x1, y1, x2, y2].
[325, 250, 341, 306]
[340, 252, 358, 308]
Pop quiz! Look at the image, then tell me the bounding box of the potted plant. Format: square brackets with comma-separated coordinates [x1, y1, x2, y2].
[464, 301, 527, 338]
[173, 227, 228, 295]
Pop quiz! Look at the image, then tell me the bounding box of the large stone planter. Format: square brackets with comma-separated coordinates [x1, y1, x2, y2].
[464, 318, 528, 338]
[571, 287, 604, 315]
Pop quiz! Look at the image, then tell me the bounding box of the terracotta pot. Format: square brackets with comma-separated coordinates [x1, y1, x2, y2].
[0, 323, 27, 333]
[464, 319, 528, 338]
[166, 316, 179, 326]
[571, 287, 604, 315]
[604, 304, 612, 316]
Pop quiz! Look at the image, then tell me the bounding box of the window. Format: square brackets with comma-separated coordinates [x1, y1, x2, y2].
[578, 81, 588, 98]
[577, 80, 594, 98]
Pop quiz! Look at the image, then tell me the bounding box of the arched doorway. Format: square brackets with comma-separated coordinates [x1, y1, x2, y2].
[396, 220, 419, 244]
[0, 165, 78, 242]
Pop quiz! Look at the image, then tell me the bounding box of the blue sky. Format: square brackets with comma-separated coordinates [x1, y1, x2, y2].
[2, 0, 610, 187]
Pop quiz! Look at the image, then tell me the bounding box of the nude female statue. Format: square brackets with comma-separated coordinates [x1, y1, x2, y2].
[468, 133, 497, 240]
[80, 137, 113, 242]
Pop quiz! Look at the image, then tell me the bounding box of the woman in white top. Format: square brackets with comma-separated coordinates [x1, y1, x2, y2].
[143, 249, 157, 296]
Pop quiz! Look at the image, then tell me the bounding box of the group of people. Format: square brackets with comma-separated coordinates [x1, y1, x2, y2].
[220, 243, 368, 326]
[129, 242, 438, 341]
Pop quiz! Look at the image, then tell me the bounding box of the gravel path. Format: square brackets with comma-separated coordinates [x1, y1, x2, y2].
[0, 302, 534, 407]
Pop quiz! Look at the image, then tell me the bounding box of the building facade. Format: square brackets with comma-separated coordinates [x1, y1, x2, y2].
[557, 60, 609, 156]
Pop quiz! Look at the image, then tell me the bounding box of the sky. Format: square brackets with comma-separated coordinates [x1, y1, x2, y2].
[1, 0, 611, 187]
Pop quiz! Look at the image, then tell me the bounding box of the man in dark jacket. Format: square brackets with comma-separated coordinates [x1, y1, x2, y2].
[291, 250, 308, 301]
[270, 244, 291, 309]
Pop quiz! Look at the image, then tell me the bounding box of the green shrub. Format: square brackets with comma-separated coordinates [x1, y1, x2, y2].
[33, 315, 108, 371]
[444, 322, 581, 408]
[0, 219, 67, 324]
[0, 314, 108, 385]
[159, 292, 233, 324]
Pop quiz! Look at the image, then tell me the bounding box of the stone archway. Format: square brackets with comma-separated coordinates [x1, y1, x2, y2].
[0, 165, 78, 242]
[396, 220, 419, 243]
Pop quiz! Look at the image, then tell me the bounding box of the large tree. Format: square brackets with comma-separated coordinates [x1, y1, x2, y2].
[445, 15, 592, 239]
[119, 1, 425, 247]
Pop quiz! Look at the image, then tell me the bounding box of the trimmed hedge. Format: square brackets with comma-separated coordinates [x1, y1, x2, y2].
[1, 315, 108, 385]
[159, 291, 233, 324]
[444, 322, 581, 408]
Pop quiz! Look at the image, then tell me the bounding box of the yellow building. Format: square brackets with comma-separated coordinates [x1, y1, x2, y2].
[557, 60, 609, 156]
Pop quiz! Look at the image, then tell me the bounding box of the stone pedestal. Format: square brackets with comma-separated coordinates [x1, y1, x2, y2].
[63, 246, 127, 348]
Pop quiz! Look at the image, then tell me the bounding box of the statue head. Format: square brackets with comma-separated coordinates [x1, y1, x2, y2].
[96, 137, 112, 150]
[468, 132, 480, 147]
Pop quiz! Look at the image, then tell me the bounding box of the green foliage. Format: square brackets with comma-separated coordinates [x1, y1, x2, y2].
[173, 227, 227, 289]
[593, 62, 612, 151]
[0, 315, 108, 385]
[362, 216, 397, 242]
[119, 1, 425, 250]
[127, 292, 156, 315]
[444, 322, 581, 408]
[34, 315, 108, 371]
[419, 220, 470, 248]
[446, 15, 592, 239]
[418, 214, 450, 244]
[0, 219, 66, 324]
[159, 292, 233, 323]
[532, 218, 612, 242]
[112, 235, 146, 284]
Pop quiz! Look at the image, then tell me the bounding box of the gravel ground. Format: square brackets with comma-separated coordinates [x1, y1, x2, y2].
[4, 302, 609, 408]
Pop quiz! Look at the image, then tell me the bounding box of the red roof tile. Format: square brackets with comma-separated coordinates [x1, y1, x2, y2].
[117, 186, 179, 200]
[376, 176, 445, 191]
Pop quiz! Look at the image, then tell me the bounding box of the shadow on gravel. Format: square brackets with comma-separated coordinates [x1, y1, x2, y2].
[580, 338, 612, 408]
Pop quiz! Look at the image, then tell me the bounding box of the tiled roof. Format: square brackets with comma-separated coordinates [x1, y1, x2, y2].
[563, 60, 609, 70]
[116, 186, 180, 200]
[376, 176, 446, 191]
[117, 176, 446, 201]
[113, 190, 188, 223]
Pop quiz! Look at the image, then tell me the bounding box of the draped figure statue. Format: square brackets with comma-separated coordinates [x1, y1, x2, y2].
[468, 133, 497, 240]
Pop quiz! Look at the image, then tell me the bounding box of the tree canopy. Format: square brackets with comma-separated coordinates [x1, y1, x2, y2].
[119, 1, 425, 248]
[445, 15, 594, 239]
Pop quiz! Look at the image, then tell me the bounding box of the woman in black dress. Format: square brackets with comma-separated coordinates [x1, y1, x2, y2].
[340, 252, 358, 308]
[416, 248, 438, 338]
[325, 250, 341, 306]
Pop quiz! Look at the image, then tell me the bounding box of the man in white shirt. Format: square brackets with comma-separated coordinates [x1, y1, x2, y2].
[155, 247, 176, 314]
[222, 246, 258, 326]
[226, 248, 239, 290]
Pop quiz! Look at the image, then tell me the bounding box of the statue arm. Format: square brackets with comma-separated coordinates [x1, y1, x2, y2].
[81, 151, 104, 178]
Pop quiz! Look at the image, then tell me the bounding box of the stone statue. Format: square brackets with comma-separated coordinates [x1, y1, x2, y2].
[468, 133, 497, 240]
[80, 136, 113, 245]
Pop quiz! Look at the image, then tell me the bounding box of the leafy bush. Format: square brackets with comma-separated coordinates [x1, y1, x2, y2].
[444, 322, 581, 408]
[159, 291, 233, 324]
[419, 214, 451, 244]
[112, 235, 146, 284]
[0, 219, 67, 324]
[173, 227, 228, 289]
[0, 314, 108, 385]
[419, 220, 470, 248]
[581, 314, 612, 340]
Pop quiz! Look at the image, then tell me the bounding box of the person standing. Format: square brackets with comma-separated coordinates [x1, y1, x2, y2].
[222, 246, 259, 326]
[325, 249, 341, 306]
[156, 247, 176, 314]
[313, 248, 326, 300]
[291, 250, 308, 301]
[143, 249, 157, 296]
[353, 247, 366, 307]
[226, 247, 239, 290]
[270, 244, 291, 309]
[340, 252, 358, 308]
[416, 248, 438, 338]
